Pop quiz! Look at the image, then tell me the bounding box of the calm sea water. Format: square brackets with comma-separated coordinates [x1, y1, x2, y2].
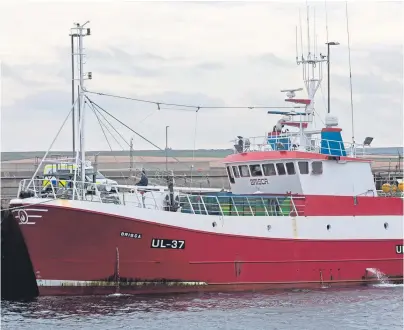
[1, 284, 403, 330]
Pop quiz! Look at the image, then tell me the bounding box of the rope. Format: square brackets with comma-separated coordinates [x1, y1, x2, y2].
[85, 90, 304, 110]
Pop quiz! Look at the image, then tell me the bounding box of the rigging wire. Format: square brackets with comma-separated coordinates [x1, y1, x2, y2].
[88, 101, 128, 185]
[89, 102, 125, 150]
[190, 108, 200, 185]
[85, 90, 304, 110]
[85, 96, 183, 164]
[91, 104, 168, 177]
[27, 99, 76, 189]
[86, 99, 210, 186]
[92, 105, 130, 149]
[346, 1, 355, 144]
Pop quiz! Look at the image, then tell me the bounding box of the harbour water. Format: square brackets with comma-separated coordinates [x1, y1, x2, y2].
[1, 285, 403, 329]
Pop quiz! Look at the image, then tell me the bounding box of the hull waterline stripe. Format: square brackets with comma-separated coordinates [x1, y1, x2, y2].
[36, 278, 402, 288]
[36, 280, 208, 287]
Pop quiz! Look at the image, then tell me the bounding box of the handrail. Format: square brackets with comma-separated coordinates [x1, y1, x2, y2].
[233, 133, 368, 158]
[16, 178, 307, 217]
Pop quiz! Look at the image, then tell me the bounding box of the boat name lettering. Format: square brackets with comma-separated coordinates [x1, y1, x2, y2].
[151, 239, 185, 249]
[396, 245, 403, 254]
[250, 178, 269, 186]
[120, 231, 142, 239]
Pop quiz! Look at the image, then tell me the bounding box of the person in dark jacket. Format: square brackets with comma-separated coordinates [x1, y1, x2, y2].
[136, 169, 149, 186]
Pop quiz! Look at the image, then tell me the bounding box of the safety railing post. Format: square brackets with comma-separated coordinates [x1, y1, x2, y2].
[245, 196, 254, 216]
[186, 194, 195, 214]
[230, 197, 239, 216]
[261, 197, 269, 216]
[200, 195, 209, 215]
[215, 196, 224, 217]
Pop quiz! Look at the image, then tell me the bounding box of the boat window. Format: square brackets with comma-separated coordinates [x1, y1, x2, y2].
[239, 165, 250, 177]
[249, 164, 263, 177]
[276, 163, 286, 175]
[262, 163, 276, 176]
[226, 166, 235, 184]
[298, 161, 309, 174]
[232, 166, 240, 178]
[312, 161, 323, 174]
[285, 162, 296, 175]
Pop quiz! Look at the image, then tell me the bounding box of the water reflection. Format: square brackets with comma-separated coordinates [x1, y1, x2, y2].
[2, 285, 402, 321]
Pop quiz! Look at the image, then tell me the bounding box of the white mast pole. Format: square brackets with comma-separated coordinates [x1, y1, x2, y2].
[72, 21, 90, 199]
[295, 6, 327, 150]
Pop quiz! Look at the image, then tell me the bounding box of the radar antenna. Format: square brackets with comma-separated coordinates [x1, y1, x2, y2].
[280, 88, 303, 99]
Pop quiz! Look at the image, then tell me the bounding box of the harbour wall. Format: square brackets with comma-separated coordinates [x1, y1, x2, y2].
[1, 156, 402, 206]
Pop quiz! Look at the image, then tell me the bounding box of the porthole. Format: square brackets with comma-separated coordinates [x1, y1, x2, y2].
[212, 222, 217, 228]
[327, 224, 331, 231]
[267, 225, 271, 231]
[384, 222, 388, 230]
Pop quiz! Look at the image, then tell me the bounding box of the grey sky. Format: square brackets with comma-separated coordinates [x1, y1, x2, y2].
[0, 1, 403, 152]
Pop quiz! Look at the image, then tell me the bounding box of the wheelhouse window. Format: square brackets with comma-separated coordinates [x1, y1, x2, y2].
[232, 166, 240, 178]
[285, 162, 296, 175]
[239, 165, 250, 177]
[298, 161, 309, 174]
[226, 166, 235, 184]
[312, 161, 323, 174]
[250, 164, 263, 177]
[276, 163, 286, 175]
[262, 163, 276, 176]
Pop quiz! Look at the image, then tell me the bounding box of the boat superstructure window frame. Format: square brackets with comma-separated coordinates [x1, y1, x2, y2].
[276, 163, 286, 175]
[298, 161, 309, 174]
[262, 163, 277, 176]
[285, 162, 296, 175]
[232, 166, 240, 178]
[250, 164, 263, 177]
[226, 166, 235, 184]
[312, 161, 323, 175]
[239, 165, 250, 177]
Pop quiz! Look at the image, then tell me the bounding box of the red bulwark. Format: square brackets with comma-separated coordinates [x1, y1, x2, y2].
[224, 151, 371, 163]
[303, 195, 404, 216]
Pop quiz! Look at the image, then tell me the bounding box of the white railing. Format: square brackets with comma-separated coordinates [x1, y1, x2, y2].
[16, 178, 306, 217]
[17, 178, 164, 210]
[178, 194, 305, 217]
[233, 132, 367, 158]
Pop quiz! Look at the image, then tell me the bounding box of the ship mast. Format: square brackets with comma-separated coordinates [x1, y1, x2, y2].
[291, 6, 327, 149]
[70, 22, 91, 199]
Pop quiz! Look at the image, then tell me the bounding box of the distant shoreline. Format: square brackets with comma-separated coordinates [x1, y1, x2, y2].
[0, 149, 234, 162]
[1, 147, 403, 162]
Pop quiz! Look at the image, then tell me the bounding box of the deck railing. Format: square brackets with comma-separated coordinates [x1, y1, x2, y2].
[178, 194, 305, 217]
[16, 178, 307, 217]
[233, 133, 367, 158]
[17, 178, 163, 210]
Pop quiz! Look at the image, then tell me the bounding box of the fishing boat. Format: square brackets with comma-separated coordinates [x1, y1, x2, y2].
[7, 21, 403, 296]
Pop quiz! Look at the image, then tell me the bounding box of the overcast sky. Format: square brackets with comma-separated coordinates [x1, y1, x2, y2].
[0, 0, 403, 152]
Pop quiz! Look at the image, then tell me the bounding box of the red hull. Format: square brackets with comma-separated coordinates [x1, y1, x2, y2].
[14, 204, 404, 296]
